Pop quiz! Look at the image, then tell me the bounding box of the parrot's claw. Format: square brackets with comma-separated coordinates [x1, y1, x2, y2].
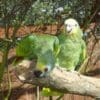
[70, 70, 76, 73]
[70, 70, 80, 76]
[56, 66, 67, 72]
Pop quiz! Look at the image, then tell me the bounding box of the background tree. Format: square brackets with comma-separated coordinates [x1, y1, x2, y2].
[0, 0, 99, 100]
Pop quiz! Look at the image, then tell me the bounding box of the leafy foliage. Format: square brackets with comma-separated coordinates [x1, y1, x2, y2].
[0, 0, 94, 26]
[24, 0, 94, 25]
[0, 2, 36, 99]
[0, 0, 35, 27]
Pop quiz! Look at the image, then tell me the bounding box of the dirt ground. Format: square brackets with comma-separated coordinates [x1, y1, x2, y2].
[0, 24, 100, 100]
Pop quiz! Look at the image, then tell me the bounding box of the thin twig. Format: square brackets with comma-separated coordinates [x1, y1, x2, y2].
[36, 86, 40, 100]
[4, 67, 12, 100]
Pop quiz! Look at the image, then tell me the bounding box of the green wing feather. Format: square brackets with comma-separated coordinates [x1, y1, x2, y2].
[15, 33, 61, 96]
[16, 35, 36, 59]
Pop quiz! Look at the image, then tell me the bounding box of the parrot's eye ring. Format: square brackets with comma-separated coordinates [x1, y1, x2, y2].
[44, 68, 48, 72]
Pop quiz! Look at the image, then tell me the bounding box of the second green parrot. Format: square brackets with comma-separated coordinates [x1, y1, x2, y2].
[56, 18, 86, 71]
[15, 33, 59, 77]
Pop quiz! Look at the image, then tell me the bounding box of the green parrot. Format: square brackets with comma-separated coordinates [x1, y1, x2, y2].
[41, 18, 87, 97]
[15, 34, 60, 100]
[57, 18, 86, 71]
[15, 33, 59, 77]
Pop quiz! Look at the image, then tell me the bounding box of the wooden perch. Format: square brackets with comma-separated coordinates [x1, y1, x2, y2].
[15, 60, 100, 98]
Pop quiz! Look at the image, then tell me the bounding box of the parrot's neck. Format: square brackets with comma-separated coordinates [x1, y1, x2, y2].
[62, 32, 81, 41]
[70, 33, 81, 40]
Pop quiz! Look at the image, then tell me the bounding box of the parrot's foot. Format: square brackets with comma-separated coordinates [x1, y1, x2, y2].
[70, 70, 80, 76]
[70, 70, 77, 73]
[56, 66, 67, 72]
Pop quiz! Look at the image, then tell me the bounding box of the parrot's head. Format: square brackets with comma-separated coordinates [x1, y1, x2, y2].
[33, 50, 55, 77]
[64, 18, 82, 37]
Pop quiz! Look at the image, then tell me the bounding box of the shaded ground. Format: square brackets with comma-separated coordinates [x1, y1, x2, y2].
[0, 24, 100, 100]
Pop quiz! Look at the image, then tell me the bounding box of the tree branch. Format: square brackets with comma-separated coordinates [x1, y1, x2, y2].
[15, 60, 100, 98]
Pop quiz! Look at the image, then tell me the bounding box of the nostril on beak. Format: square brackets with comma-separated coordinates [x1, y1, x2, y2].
[34, 70, 42, 78]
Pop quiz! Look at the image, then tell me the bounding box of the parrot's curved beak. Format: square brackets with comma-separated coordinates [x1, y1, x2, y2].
[34, 70, 42, 78]
[67, 29, 72, 33]
[65, 24, 72, 34]
[33, 67, 49, 78]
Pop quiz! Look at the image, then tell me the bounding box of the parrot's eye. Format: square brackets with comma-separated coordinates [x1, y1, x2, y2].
[75, 24, 78, 26]
[44, 68, 48, 72]
[65, 24, 71, 27]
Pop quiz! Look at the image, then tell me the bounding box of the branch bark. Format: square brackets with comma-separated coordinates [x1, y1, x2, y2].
[15, 60, 100, 98]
